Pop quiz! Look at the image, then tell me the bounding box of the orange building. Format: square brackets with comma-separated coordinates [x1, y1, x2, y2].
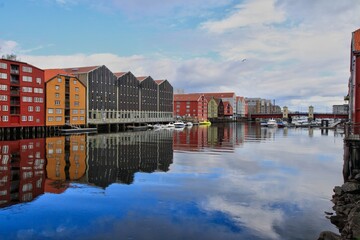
[44, 69, 86, 127]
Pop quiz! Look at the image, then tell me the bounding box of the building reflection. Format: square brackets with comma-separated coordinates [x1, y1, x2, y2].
[87, 130, 173, 188]
[173, 123, 248, 151]
[0, 138, 46, 207]
[45, 135, 87, 194]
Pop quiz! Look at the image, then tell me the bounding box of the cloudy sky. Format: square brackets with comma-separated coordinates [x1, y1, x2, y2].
[0, 0, 359, 112]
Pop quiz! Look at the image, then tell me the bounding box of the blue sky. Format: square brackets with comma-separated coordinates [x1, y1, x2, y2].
[1, 0, 359, 112]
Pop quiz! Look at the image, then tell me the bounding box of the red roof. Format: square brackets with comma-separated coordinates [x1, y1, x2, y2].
[114, 72, 127, 78]
[63, 66, 100, 74]
[154, 80, 165, 85]
[44, 69, 74, 82]
[353, 29, 360, 52]
[200, 92, 235, 98]
[136, 76, 148, 82]
[174, 93, 204, 102]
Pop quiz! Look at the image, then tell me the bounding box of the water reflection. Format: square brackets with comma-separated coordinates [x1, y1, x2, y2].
[0, 139, 46, 207]
[87, 131, 173, 187]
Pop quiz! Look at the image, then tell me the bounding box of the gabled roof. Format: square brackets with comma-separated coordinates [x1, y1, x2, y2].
[44, 69, 74, 82]
[114, 72, 128, 78]
[136, 76, 149, 82]
[174, 93, 204, 102]
[154, 80, 165, 85]
[201, 92, 236, 99]
[223, 101, 233, 108]
[63, 66, 100, 74]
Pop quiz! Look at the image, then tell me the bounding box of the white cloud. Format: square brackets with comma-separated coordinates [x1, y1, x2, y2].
[201, 0, 286, 33]
[0, 40, 18, 55]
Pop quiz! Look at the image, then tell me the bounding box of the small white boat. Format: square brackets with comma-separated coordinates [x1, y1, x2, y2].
[166, 122, 175, 128]
[267, 119, 277, 128]
[174, 121, 185, 128]
[153, 124, 162, 129]
[185, 122, 193, 127]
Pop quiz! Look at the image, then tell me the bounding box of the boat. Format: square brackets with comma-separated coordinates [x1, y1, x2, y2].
[199, 120, 211, 126]
[174, 121, 185, 128]
[185, 122, 193, 127]
[260, 121, 268, 127]
[153, 124, 162, 130]
[59, 128, 97, 135]
[276, 120, 288, 128]
[267, 119, 277, 128]
[166, 122, 175, 128]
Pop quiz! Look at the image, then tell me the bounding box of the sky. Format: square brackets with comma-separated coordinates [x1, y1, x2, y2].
[0, 0, 359, 112]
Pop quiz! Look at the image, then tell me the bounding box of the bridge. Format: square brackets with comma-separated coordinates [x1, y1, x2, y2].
[249, 112, 348, 120]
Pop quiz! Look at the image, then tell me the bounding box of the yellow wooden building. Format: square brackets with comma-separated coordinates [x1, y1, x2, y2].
[44, 69, 86, 127]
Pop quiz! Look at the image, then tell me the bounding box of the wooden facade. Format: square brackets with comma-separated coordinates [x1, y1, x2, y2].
[137, 76, 158, 112]
[174, 93, 208, 120]
[0, 59, 45, 128]
[44, 70, 86, 127]
[116, 72, 140, 111]
[155, 80, 173, 112]
[207, 97, 218, 119]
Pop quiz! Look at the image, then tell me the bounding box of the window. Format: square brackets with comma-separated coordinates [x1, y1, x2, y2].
[48, 117, 53, 122]
[36, 78, 41, 84]
[55, 116, 62, 121]
[74, 101, 79, 106]
[55, 109, 62, 114]
[28, 116, 33, 121]
[73, 109, 78, 114]
[0, 95, 7, 101]
[73, 117, 78, 121]
[22, 76, 32, 82]
[22, 66, 32, 73]
[0, 73, 7, 79]
[0, 85, 7, 91]
[48, 108, 54, 114]
[55, 100, 60, 105]
[55, 85, 60, 90]
[22, 96, 32, 102]
[55, 93, 60, 98]
[75, 87, 79, 92]
[57, 77, 62, 83]
[35, 106, 40, 112]
[2, 105, 7, 111]
[22, 116, 27, 121]
[73, 80, 77, 84]
[80, 110, 85, 114]
[80, 116, 84, 121]
[2, 116, 8, 122]
[75, 94, 79, 100]
[0, 63, 7, 69]
[28, 106, 33, 112]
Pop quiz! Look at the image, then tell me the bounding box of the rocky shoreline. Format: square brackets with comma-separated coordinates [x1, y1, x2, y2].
[318, 150, 360, 240]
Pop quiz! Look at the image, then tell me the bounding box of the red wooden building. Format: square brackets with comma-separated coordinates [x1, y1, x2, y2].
[0, 59, 45, 128]
[223, 101, 234, 117]
[174, 93, 208, 121]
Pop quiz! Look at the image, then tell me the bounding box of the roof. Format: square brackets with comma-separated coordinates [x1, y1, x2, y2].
[154, 80, 165, 85]
[0, 58, 44, 72]
[44, 69, 74, 82]
[63, 66, 100, 74]
[223, 101, 233, 108]
[136, 76, 148, 82]
[174, 93, 204, 102]
[201, 92, 236, 99]
[114, 72, 128, 78]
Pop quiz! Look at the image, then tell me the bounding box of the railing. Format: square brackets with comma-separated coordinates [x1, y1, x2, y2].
[10, 69, 19, 74]
[10, 90, 20, 96]
[10, 101, 20, 105]
[10, 80, 20, 85]
[88, 110, 174, 124]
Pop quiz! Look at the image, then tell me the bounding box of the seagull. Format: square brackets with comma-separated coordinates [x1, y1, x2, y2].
[241, 58, 246, 62]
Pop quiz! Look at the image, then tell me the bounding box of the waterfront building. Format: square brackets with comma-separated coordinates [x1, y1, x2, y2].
[137, 76, 158, 112]
[236, 96, 247, 118]
[63, 66, 117, 125]
[155, 79, 173, 113]
[333, 104, 349, 115]
[223, 101, 234, 117]
[0, 59, 45, 128]
[174, 93, 208, 121]
[44, 69, 86, 127]
[349, 28, 360, 125]
[206, 96, 219, 119]
[217, 98, 224, 118]
[115, 71, 140, 112]
[202, 92, 237, 118]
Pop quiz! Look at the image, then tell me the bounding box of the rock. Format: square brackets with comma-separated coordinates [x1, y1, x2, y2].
[342, 182, 360, 193]
[355, 173, 360, 181]
[317, 231, 341, 240]
[334, 186, 343, 195]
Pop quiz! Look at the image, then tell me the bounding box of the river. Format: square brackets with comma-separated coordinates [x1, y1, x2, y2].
[0, 122, 343, 239]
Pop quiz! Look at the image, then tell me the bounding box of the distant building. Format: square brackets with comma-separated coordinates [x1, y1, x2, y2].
[155, 79, 173, 113]
[174, 93, 208, 120]
[245, 97, 281, 115]
[223, 101, 234, 117]
[333, 104, 349, 115]
[202, 92, 236, 118]
[236, 96, 247, 118]
[0, 59, 45, 128]
[206, 96, 219, 119]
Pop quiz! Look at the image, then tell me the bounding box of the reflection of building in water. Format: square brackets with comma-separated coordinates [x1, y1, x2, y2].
[173, 124, 245, 151]
[45, 135, 87, 193]
[0, 139, 45, 207]
[87, 130, 173, 188]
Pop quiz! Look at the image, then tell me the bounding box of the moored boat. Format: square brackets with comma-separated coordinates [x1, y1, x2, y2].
[185, 122, 193, 127]
[267, 119, 277, 128]
[199, 120, 211, 126]
[174, 121, 185, 128]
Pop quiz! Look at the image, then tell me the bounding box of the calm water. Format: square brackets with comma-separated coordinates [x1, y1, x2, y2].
[0, 123, 344, 240]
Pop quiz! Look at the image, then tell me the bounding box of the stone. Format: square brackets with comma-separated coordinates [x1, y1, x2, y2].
[334, 186, 343, 195]
[342, 182, 360, 193]
[317, 231, 341, 240]
[355, 173, 360, 181]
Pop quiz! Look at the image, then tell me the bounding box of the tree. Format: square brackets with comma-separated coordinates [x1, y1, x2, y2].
[1, 53, 19, 61]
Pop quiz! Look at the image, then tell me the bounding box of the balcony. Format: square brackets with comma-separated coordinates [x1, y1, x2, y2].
[10, 90, 20, 96]
[10, 80, 20, 85]
[10, 100, 20, 106]
[10, 69, 19, 74]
